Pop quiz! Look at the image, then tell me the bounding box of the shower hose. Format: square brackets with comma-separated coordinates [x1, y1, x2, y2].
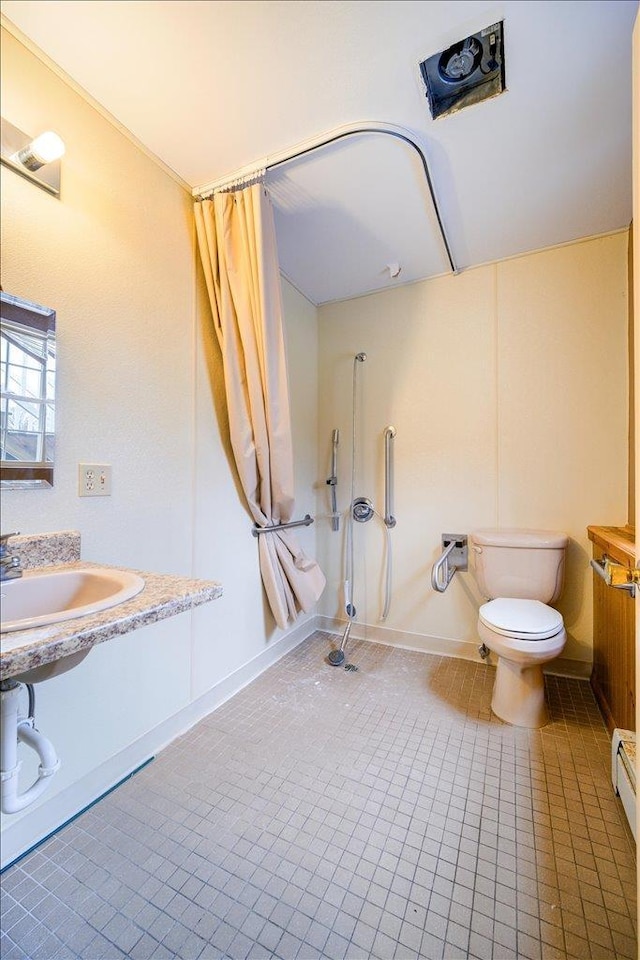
[344, 503, 393, 623]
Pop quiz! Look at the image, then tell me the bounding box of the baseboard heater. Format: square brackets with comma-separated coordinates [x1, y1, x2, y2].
[612, 729, 636, 839]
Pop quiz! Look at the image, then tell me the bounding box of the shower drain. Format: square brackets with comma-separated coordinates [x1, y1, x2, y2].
[344, 663, 358, 672]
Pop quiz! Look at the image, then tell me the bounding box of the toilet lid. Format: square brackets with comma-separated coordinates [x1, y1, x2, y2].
[479, 599, 563, 640]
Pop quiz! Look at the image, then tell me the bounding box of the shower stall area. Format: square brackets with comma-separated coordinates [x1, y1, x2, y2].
[313, 282, 488, 665]
[324, 351, 397, 667]
[213, 119, 633, 679]
[185, 120, 623, 679]
[311, 233, 629, 678]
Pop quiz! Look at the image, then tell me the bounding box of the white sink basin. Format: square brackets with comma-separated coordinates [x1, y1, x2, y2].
[1, 567, 145, 633]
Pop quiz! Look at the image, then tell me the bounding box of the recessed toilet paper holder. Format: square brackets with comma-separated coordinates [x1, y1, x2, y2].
[590, 554, 640, 598]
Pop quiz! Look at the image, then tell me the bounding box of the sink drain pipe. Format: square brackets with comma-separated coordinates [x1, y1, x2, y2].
[1, 680, 60, 814]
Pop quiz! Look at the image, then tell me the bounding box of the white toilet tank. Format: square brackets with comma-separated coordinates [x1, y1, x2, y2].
[471, 528, 568, 603]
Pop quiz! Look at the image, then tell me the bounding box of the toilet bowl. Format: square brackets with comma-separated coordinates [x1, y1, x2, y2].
[478, 598, 566, 727]
[471, 529, 569, 728]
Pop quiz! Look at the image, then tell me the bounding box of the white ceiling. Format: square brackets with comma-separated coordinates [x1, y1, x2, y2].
[2, 0, 638, 304]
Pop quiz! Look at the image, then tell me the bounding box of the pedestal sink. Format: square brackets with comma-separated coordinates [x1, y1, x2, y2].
[1, 567, 145, 634]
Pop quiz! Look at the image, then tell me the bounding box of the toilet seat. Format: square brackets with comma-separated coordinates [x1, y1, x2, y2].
[479, 598, 563, 641]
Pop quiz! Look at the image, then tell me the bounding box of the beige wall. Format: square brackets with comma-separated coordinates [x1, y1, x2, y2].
[0, 27, 318, 863]
[0, 28, 196, 569]
[317, 233, 629, 670]
[0, 25, 195, 855]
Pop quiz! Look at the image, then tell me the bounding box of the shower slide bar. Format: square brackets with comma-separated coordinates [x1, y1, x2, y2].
[431, 534, 468, 593]
[252, 515, 314, 537]
[384, 426, 397, 528]
[327, 428, 340, 532]
[193, 121, 456, 275]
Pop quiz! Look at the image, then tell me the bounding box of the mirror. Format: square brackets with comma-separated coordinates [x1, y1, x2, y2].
[1, 291, 56, 487]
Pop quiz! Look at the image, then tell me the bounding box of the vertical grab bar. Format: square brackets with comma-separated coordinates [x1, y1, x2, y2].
[327, 429, 340, 532]
[384, 426, 396, 528]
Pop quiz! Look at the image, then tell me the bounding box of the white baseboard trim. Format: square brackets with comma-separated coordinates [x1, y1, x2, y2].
[1, 618, 313, 870]
[316, 615, 486, 661]
[315, 616, 592, 680]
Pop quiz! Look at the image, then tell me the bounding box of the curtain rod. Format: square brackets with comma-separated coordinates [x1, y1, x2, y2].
[193, 121, 456, 274]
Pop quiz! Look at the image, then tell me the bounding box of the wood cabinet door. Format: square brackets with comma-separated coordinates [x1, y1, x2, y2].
[592, 544, 636, 732]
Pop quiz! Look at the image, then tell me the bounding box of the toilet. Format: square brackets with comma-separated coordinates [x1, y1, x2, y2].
[470, 528, 569, 728]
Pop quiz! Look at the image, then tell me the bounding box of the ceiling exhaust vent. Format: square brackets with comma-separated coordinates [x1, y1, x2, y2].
[419, 22, 505, 120]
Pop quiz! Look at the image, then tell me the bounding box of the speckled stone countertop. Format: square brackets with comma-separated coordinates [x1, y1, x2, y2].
[12, 530, 82, 569]
[0, 532, 222, 681]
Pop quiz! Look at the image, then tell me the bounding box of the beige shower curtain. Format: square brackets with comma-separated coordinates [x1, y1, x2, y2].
[194, 183, 326, 629]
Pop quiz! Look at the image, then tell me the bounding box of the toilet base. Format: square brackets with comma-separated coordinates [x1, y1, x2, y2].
[491, 657, 549, 728]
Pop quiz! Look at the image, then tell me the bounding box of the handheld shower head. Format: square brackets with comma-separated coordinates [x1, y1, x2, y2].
[355, 352, 367, 362]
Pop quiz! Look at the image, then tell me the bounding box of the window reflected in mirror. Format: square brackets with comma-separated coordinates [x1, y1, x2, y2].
[1, 292, 56, 487]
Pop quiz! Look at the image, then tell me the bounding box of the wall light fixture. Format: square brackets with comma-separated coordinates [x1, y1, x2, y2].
[1, 117, 65, 196]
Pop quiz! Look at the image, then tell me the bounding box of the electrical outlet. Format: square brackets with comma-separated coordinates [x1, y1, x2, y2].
[78, 463, 112, 497]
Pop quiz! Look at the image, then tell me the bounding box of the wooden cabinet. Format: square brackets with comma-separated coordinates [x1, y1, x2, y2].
[588, 525, 636, 734]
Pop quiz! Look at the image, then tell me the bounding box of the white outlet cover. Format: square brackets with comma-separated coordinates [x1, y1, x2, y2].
[78, 463, 112, 497]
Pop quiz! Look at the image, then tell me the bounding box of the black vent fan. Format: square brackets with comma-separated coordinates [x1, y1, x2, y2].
[419, 22, 505, 120]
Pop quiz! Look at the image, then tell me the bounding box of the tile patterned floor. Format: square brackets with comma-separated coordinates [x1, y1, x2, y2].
[0, 631, 636, 960]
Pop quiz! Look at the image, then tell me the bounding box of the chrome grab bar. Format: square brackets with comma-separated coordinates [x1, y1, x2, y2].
[431, 540, 457, 593]
[431, 534, 468, 593]
[252, 515, 314, 537]
[384, 426, 396, 528]
[326, 429, 340, 532]
[590, 555, 638, 597]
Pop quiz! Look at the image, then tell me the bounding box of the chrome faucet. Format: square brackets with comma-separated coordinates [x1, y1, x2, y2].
[0, 533, 22, 581]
